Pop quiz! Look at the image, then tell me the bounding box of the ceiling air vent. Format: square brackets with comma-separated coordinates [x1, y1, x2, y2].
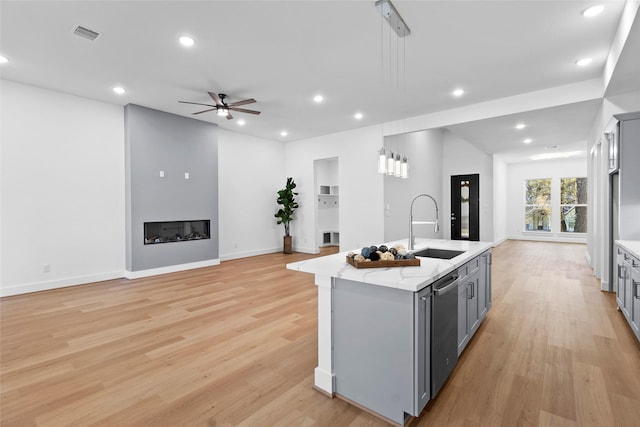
[73, 26, 99, 41]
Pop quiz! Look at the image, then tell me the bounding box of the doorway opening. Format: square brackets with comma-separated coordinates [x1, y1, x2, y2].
[314, 158, 340, 251]
[451, 174, 479, 241]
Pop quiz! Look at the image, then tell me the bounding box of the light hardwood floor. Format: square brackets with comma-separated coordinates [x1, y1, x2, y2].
[1, 241, 639, 426]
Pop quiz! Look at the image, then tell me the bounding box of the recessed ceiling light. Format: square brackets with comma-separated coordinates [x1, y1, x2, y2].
[112, 86, 126, 95]
[354, 112, 363, 120]
[523, 138, 532, 144]
[452, 88, 465, 97]
[515, 123, 526, 130]
[280, 131, 288, 137]
[0, 55, 8, 64]
[313, 95, 324, 103]
[582, 5, 604, 17]
[179, 36, 195, 47]
[575, 57, 592, 66]
[237, 120, 246, 126]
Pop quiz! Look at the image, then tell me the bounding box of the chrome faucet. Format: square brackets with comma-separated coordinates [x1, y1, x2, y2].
[409, 193, 439, 251]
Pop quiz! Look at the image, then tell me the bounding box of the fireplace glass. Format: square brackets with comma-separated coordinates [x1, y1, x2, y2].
[144, 220, 210, 244]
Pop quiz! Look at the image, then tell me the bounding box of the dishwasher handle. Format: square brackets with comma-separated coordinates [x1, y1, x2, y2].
[434, 275, 459, 296]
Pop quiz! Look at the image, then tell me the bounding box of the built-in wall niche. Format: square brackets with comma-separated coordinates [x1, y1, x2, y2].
[144, 220, 210, 245]
[318, 185, 339, 209]
[315, 157, 340, 249]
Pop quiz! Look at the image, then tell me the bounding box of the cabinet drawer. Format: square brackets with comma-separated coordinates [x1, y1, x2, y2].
[457, 257, 481, 281]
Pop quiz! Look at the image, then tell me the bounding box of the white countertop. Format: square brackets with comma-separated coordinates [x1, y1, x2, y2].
[287, 238, 493, 292]
[616, 240, 640, 259]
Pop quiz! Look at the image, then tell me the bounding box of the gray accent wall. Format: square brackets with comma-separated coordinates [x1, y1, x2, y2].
[125, 104, 219, 272]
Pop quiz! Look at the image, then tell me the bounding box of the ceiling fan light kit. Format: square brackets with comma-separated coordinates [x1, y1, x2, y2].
[179, 91, 260, 121]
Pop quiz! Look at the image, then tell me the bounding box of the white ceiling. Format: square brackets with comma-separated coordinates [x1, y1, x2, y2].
[1, 1, 638, 163]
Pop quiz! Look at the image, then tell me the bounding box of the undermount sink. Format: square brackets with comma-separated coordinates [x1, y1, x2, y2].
[412, 248, 466, 260]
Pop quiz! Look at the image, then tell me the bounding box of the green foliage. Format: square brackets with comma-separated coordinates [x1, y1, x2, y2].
[274, 177, 299, 236]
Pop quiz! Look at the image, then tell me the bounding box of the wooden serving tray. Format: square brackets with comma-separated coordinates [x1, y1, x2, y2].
[346, 256, 420, 269]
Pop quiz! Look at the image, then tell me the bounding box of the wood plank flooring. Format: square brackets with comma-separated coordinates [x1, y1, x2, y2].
[1, 241, 639, 426]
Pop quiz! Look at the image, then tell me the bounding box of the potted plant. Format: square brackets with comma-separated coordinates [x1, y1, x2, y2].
[275, 177, 299, 254]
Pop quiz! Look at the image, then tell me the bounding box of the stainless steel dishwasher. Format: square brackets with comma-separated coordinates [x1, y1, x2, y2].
[431, 271, 459, 397]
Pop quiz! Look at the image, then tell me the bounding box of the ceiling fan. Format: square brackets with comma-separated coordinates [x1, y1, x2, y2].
[179, 91, 261, 120]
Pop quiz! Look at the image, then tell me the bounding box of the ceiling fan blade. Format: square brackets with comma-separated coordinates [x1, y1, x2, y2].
[226, 112, 234, 120]
[193, 108, 217, 115]
[228, 98, 256, 107]
[208, 91, 224, 106]
[230, 107, 261, 115]
[179, 101, 217, 108]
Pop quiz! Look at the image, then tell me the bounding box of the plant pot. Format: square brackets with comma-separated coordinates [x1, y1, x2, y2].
[283, 236, 292, 254]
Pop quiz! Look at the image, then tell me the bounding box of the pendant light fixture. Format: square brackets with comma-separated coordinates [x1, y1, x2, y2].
[387, 151, 395, 175]
[375, 0, 411, 179]
[378, 147, 387, 174]
[401, 155, 408, 179]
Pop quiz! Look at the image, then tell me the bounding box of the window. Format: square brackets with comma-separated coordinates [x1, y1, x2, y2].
[525, 179, 551, 231]
[560, 177, 587, 233]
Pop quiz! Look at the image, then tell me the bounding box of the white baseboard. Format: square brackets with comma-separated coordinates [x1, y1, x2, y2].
[220, 247, 281, 261]
[293, 246, 320, 254]
[492, 237, 507, 247]
[125, 259, 220, 279]
[507, 234, 587, 244]
[314, 366, 335, 394]
[0, 271, 124, 298]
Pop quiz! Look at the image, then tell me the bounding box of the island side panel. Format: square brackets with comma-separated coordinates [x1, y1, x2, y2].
[333, 277, 415, 425]
[314, 274, 335, 394]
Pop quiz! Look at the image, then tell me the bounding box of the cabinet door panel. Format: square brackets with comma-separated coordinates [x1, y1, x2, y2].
[457, 283, 469, 355]
[631, 267, 640, 338]
[467, 274, 481, 334]
[616, 251, 626, 310]
[414, 288, 431, 415]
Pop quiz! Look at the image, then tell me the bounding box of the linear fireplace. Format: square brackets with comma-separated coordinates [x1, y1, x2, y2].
[144, 220, 210, 245]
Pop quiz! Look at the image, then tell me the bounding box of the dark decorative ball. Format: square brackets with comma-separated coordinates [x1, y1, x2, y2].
[389, 247, 397, 256]
[379, 245, 388, 253]
[361, 247, 371, 258]
[405, 253, 416, 259]
[369, 245, 378, 253]
[395, 253, 403, 260]
[369, 251, 380, 261]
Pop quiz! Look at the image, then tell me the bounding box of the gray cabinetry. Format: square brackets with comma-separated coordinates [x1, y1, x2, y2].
[616, 244, 640, 342]
[458, 250, 491, 355]
[414, 285, 431, 414]
[333, 277, 430, 425]
[632, 265, 640, 339]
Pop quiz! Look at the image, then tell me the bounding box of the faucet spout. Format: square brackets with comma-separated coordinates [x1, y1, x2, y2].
[409, 193, 439, 251]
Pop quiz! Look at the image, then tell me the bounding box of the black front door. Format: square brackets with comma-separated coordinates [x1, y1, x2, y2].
[451, 174, 479, 241]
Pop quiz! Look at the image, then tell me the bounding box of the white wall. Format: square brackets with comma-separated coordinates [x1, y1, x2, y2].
[493, 156, 508, 244]
[218, 129, 285, 260]
[1, 80, 126, 296]
[442, 130, 494, 243]
[384, 129, 444, 242]
[505, 158, 588, 243]
[285, 125, 384, 253]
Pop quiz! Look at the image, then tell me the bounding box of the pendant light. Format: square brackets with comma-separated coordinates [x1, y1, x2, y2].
[378, 147, 387, 174]
[375, 0, 411, 180]
[401, 155, 408, 179]
[387, 151, 395, 175]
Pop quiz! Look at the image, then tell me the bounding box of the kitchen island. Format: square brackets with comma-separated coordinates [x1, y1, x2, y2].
[287, 238, 493, 425]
